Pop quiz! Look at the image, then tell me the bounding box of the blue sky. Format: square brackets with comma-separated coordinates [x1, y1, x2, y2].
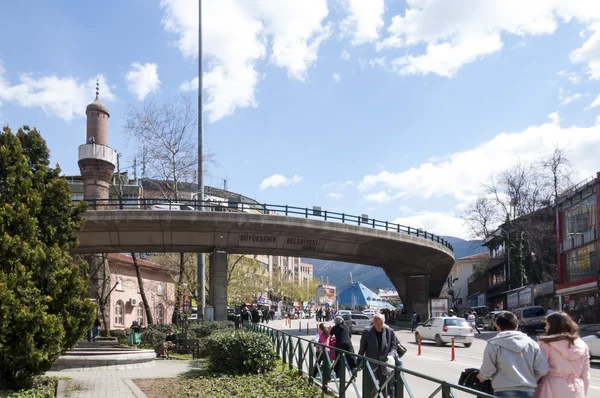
[1, 0, 600, 239]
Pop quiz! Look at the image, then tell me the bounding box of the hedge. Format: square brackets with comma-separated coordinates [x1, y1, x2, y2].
[190, 321, 234, 338]
[205, 330, 276, 374]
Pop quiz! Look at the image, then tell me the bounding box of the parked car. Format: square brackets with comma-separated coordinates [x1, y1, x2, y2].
[415, 317, 474, 347]
[514, 306, 546, 333]
[342, 313, 372, 334]
[582, 331, 600, 361]
[362, 309, 380, 318]
[337, 310, 352, 318]
[150, 202, 196, 211]
[482, 311, 502, 330]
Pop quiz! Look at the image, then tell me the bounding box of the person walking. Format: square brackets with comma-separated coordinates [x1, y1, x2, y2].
[330, 316, 356, 379]
[535, 312, 590, 398]
[358, 313, 398, 397]
[411, 311, 419, 333]
[312, 323, 334, 382]
[478, 311, 549, 397]
[468, 310, 481, 334]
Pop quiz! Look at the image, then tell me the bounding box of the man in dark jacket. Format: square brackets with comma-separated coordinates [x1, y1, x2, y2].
[359, 313, 398, 398]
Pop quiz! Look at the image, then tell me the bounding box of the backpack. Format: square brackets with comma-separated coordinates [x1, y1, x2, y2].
[458, 368, 494, 395]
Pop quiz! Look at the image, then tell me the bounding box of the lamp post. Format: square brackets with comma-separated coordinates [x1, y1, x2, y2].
[182, 282, 189, 338]
[197, 0, 206, 324]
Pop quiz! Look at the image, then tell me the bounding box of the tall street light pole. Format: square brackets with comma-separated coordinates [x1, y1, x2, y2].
[197, 0, 206, 322]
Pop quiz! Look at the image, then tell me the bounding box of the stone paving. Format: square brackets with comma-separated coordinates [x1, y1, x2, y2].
[46, 359, 194, 398]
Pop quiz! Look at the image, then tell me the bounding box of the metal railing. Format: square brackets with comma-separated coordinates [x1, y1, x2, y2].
[75, 198, 453, 251]
[243, 322, 496, 398]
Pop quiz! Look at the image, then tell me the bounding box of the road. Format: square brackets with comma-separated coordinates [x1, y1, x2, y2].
[266, 319, 600, 397]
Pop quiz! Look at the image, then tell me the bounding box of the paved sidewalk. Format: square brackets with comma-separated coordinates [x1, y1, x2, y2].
[46, 360, 194, 398]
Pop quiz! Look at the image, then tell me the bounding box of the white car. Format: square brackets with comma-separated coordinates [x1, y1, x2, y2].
[150, 203, 196, 211]
[362, 309, 380, 318]
[582, 332, 600, 360]
[337, 310, 352, 317]
[415, 317, 475, 347]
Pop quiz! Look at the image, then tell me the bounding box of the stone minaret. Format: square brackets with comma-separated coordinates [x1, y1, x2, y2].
[349, 271, 353, 286]
[78, 81, 116, 204]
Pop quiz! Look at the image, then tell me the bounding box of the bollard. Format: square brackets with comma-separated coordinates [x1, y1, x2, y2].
[418, 334, 422, 356]
[299, 320, 301, 332]
[451, 337, 455, 361]
[306, 322, 309, 335]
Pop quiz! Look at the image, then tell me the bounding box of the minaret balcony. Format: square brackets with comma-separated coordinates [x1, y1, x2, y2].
[78, 143, 116, 165]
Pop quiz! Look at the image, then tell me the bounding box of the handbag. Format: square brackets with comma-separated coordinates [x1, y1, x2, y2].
[396, 343, 407, 358]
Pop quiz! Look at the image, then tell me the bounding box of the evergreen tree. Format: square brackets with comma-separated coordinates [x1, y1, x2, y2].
[0, 126, 95, 389]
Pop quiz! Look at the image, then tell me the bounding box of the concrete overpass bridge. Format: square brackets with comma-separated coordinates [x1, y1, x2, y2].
[73, 201, 455, 320]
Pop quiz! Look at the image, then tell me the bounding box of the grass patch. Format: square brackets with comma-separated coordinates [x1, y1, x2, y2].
[164, 352, 192, 360]
[0, 376, 62, 398]
[135, 361, 333, 398]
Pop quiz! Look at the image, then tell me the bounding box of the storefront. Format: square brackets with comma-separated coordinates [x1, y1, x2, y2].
[557, 280, 600, 324]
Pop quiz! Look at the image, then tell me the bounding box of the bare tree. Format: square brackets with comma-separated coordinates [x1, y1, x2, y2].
[131, 253, 153, 324]
[463, 196, 501, 240]
[541, 145, 574, 202]
[124, 94, 202, 201]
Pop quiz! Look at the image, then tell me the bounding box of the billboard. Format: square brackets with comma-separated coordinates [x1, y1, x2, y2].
[430, 298, 448, 318]
[317, 284, 336, 306]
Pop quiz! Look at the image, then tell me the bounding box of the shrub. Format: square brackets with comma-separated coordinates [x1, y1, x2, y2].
[140, 328, 166, 351]
[205, 330, 276, 374]
[191, 321, 234, 338]
[147, 323, 178, 334]
[109, 329, 131, 346]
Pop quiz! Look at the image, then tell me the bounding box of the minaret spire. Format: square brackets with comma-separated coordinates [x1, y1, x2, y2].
[95, 79, 99, 100]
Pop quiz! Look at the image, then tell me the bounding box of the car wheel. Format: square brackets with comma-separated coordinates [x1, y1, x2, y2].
[414, 332, 420, 343]
[464, 343, 472, 348]
[435, 334, 444, 347]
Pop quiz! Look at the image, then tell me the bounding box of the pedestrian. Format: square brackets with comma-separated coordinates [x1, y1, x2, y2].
[91, 318, 101, 342]
[411, 311, 419, 333]
[312, 323, 334, 382]
[269, 308, 275, 322]
[535, 312, 589, 398]
[330, 315, 356, 379]
[468, 311, 481, 334]
[449, 309, 457, 317]
[546, 306, 555, 315]
[358, 313, 398, 397]
[477, 311, 549, 397]
[158, 329, 178, 359]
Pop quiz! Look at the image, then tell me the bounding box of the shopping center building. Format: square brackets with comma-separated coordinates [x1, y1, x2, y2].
[555, 172, 600, 324]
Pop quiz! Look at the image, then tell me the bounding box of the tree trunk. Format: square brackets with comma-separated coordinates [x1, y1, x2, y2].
[172, 252, 185, 324]
[132, 253, 153, 324]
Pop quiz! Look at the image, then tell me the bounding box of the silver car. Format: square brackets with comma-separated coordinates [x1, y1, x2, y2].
[344, 313, 372, 334]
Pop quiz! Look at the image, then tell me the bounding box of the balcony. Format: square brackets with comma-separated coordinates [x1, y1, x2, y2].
[468, 275, 490, 297]
[78, 143, 116, 165]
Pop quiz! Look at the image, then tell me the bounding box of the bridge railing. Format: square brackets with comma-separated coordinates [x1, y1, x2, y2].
[243, 322, 496, 398]
[75, 198, 453, 251]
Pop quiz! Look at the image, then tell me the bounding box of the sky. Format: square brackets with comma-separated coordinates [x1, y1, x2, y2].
[1, 0, 600, 240]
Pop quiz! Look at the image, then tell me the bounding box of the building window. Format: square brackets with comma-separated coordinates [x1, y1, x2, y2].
[116, 276, 123, 291]
[156, 304, 164, 324]
[565, 242, 598, 282]
[563, 197, 597, 239]
[137, 304, 145, 325]
[71, 194, 84, 201]
[157, 283, 164, 296]
[115, 300, 124, 325]
[473, 264, 478, 272]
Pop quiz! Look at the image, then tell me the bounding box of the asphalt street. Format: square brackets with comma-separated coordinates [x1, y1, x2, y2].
[267, 319, 600, 397]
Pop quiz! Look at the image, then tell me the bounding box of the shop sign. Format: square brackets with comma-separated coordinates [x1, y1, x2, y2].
[316, 286, 326, 297]
[578, 246, 590, 270]
[430, 298, 448, 318]
[477, 293, 486, 307]
[519, 287, 533, 306]
[507, 292, 519, 309]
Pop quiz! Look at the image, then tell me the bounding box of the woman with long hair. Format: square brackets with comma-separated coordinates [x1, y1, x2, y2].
[535, 312, 590, 398]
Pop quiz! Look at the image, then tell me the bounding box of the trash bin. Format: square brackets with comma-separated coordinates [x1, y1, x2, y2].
[130, 331, 142, 346]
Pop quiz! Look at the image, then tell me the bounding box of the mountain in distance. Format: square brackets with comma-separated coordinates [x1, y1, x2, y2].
[305, 236, 486, 294]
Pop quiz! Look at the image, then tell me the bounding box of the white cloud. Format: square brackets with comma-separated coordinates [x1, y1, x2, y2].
[180, 76, 198, 92]
[393, 211, 470, 239]
[340, 0, 385, 45]
[558, 70, 582, 84]
[364, 191, 392, 203]
[0, 61, 115, 122]
[125, 63, 160, 101]
[559, 92, 582, 106]
[259, 173, 303, 191]
[341, 50, 351, 61]
[160, 0, 330, 123]
[328, 192, 343, 200]
[332, 73, 341, 82]
[585, 94, 600, 110]
[358, 117, 600, 203]
[377, 1, 600, 78]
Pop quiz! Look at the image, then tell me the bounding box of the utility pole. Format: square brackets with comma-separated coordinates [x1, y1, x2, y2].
[197, 0, 206, 322]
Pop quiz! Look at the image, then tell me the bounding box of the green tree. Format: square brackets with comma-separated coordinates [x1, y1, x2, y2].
[0, 126, 95, 389]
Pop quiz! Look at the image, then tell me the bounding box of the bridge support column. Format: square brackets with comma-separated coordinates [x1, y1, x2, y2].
[209, 249, 228, 321]
[404, 275, 431, 320]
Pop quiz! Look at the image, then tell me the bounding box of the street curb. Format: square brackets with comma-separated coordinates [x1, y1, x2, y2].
[55, 379, 68, 398]
[125, 379, 148, 398]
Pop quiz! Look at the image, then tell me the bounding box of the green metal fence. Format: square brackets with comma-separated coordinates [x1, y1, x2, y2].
[244, 322, 497, 398]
